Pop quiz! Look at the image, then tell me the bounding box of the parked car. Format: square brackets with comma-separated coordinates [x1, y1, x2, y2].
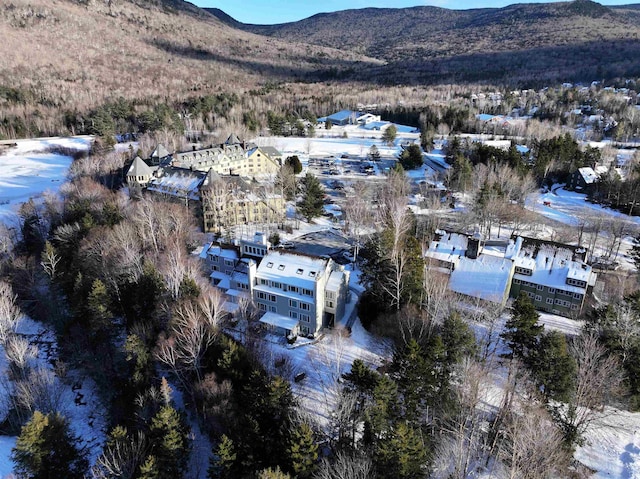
[277, 241, 295, 249]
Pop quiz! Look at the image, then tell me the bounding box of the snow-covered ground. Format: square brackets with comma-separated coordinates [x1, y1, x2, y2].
[0, 137, 93, 224]
[0, 317, 107, 478]
[528, 185, 640, 228]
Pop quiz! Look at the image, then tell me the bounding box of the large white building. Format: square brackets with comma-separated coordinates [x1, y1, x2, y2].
[253, 251, 350, 337]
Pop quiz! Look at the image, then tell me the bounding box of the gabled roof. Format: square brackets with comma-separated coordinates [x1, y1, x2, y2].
[260, 146, 282, 158]
[225, 133, 241, 145]
[577, 166, 608, 184]
[126, 156, 152, 177]
[151, 144, 170, 158]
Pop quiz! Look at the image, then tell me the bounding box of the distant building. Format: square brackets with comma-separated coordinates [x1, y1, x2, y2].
[424, 230, 597, 316]
[145, 166, 206, 206]
[506, 236, 596, 316]
[566, 166, 608, 192]
[125, 156, 153, 187]
[200, 171, 285, 234]
[172, 139, 280, 177]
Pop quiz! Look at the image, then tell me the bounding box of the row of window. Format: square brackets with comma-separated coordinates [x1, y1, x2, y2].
[515, 266, 533, 276]
[256, 292, 276, 302]
[289, 299, 311, 311]
[289, 311, 311, 323]
[566, 278, 587, 288]
[257, 278, 314, 296]
[514, 280, 583, 299]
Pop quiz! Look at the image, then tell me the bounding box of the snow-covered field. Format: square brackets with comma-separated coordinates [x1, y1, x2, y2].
[0, 137, 92, 224]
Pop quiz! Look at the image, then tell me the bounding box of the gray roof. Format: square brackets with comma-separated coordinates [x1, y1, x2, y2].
[127, 156, 152, 177]
[151, 144, 170, 158]
[225, 133, 241, 145]
[260, 146, 282, 158]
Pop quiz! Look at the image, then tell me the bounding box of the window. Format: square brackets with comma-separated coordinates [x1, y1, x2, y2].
[296, 269, 303, 275]
[571, 304, 579, 311]
[513, 279, 521, 285]
[259, 279, 268, 286]
[300, 302, 311, 311]
[536, 284, 543, 291]
[272, 282, 282, 289]
[535, 295, 542, 302]
[270, 305, 277, 312]
[258, 303, 266, 311]
[573, 293, 582, 299]
[288, 286, 299, 294]
[300, 314, 310, 323]
[309, 271, 316, 278]
[326, 301, 334, 308]
[289, 299, 298, 308]
[515, 267, 533, 276]
[546, 297, 554, 304]
[548, 287, 555, 294]
[289, 311, 298, 319]
[278, 265, 285, 271]
[303, 288, 313, 296]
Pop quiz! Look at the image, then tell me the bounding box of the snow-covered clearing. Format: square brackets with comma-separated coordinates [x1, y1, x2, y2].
[528, 185, 640, 228]
[0, 136, 93, 224]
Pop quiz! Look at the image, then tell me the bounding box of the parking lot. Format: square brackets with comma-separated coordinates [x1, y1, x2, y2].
[288, 229, 353, 265]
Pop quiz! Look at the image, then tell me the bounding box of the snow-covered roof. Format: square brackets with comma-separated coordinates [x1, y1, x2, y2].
[256, 251, 329, 288]
[578, 166, 607, 184]
[146, 167, 205, 200]
[326, 270, 346, 292]
[259, 311, 299, 332]
[127, 156, 152, 177]
[507, 237, 596, 293]
[425, 231, 469, 263]
[449, 254, 513, 303]
[260, 146, 282, 158]
[326, 110, 354, 122]
[151, 144, 170, 158]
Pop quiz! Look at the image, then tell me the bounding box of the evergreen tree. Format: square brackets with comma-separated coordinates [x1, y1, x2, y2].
[287, 423, 318, 478]
[210, 435, 237, 479]
[148, 405, 190, 479]
[12, 411, 88, 479]
[365, 374, 399, 445]
[533, 331, 577, 402]
[285, 155, 302, 174]
[441, 312, 477, 372]
[257, 466, 292, 479]
[501, 292, 544, 365]
[375, 422, 428, 479]
[398, 144, 424, 170]
[630, 235, 640, 274]
[368, 145, 381, 162]
[451, 153, 473, 191]
[86, 278, 113, 340]
[382, 125, 398, 146]
[297, 173, 324, 222]
[139, 455, 160, 479]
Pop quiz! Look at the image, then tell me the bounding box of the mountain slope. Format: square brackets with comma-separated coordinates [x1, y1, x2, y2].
[0, 0, 379, 110]
[207, 0, 640, 83]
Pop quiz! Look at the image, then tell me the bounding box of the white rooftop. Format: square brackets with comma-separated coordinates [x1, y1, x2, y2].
[449, 254, 513, 303]
[257, 251, 329, 288]
[259, 311, 299, 332]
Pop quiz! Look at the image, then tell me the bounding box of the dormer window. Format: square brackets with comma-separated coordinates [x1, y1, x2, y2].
[309, 271, 316, 278]
[296, 269, 303, 275]
[278, 265, 285, 271]
[266, 262, 273, 268]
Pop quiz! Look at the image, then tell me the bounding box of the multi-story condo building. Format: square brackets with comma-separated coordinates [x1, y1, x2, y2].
[424, 231, 597, 317]
[253, 251, 350, 337]
[506, 236, 596, 316]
